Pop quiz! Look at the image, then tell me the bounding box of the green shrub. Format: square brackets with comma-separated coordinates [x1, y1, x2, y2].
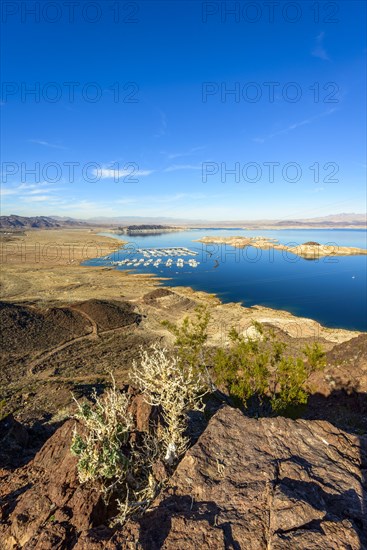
[213, 325, 326, 415]
[162, 305, 210, 376]
[161, 309, 326, 415]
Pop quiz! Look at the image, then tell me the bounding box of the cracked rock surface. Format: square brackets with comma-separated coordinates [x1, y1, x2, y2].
[129, 407, 367, 549]
[1, 407, 366, 549]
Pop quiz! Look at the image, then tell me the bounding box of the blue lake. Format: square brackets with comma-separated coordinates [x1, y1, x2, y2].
[84, 229, 367, 332]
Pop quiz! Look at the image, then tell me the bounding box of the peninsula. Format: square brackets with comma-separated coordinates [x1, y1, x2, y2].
[196, 236, 367, 259]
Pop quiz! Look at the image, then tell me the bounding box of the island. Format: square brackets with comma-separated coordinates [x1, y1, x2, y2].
[113, 224, 186, 235]
[196, 236, 367, 258]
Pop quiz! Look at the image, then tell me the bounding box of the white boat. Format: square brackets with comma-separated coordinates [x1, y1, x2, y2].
[189, 259, 199, 267]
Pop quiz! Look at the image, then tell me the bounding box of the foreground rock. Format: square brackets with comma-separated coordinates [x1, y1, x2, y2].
[0, 419, 109, 548]
[0, 407, 366, 549]
[306, 334, 367, 432]
[124, 407, 367, 549]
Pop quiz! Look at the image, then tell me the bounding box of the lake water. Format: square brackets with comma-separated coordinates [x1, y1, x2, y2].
[84, 229, 367, 331]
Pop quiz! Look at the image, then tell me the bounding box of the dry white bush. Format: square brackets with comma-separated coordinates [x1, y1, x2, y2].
[71, 376, 133, 489]
[131, 344, 208, 465]
[114, 432, 159, 524]
[71, 376, 160, 523]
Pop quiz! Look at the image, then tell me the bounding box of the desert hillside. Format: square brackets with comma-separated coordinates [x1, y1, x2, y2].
[0, 228, 366, 549]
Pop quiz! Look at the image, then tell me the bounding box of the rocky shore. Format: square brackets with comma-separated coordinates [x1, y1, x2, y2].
[197, 236, 367, 259]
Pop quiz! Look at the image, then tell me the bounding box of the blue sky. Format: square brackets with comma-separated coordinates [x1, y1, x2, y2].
[1, 0, 366, 220]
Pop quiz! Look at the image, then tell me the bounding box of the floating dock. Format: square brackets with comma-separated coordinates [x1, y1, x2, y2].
[108, 247, 200, 269]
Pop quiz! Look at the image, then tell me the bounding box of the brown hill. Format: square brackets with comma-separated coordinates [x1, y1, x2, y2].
[0, 215, 87, 230]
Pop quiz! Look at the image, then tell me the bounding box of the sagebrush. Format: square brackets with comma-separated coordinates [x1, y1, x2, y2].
[71, 376, 158, 522]
[131, 344, 208, 465]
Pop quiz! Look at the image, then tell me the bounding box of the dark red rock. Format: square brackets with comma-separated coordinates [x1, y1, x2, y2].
[1, 408, 366, 549]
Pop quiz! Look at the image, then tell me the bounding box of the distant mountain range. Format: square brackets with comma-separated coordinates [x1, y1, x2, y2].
[0, 213, 366, 230]
[0, 215, 87, 230]
[70, 212, 367, 227]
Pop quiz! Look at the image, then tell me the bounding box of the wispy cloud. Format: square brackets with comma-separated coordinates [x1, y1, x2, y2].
[27, 187, 61, 195]
[164, 164, 202, 173]
[115, 198, 138, 205]
[164, 146, 205, 160]
[28, 139, 67, 150]
[19, 194, 55, 202]
[1, 181, 64, 198]
[253, 108, 338, 143]
[154, 110, 168, 138]
[312, 31, 330, 61]
[116, 192, 209, 205]
[94, 167, 154, 179]
[0, 187, 18, 196]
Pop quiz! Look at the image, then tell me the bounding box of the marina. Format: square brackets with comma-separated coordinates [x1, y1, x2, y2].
[103, 246, 201, 270]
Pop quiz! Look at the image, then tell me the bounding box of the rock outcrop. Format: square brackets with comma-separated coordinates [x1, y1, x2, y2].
[126, 407, 367, 549]
[0, 407, 366, 549]
[197, 236, 367, 258]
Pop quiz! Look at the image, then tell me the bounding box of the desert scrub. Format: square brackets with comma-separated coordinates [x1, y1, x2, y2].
[71, 378, 133, 488]
[162, 305, 211, 376]
[0, 398, 6, 420]
[213, 323, 326, 415]
[131, 344, 208, 465]
[71, 345, 208, 523]
[71, 377, 160, 522]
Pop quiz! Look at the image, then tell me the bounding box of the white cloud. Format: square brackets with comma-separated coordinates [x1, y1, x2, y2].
[28, 139, 67, 150]
[165, 146, 205, 160]
[0, 187, 18, 196]
[312, 32, 330, 61]
[116, 192, 210, 205]
[1, 182, 64, 198]
[253, 108, 338, 143]
[154, 110, 168, 138]
[27, 188, 61, 195]
[164, 164, 202, 173]
[94, 168, 154, 179]
[115, 198, 139, 205]
[19, 195, 53, 202]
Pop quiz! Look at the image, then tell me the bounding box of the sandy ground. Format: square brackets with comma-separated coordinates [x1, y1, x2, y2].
[0, 228, 361, 346]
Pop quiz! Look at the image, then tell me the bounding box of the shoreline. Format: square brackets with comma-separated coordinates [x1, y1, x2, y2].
[0, 228, 364, 343]
[94, 230, 365, 339]
[196, 236, 367, 259]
